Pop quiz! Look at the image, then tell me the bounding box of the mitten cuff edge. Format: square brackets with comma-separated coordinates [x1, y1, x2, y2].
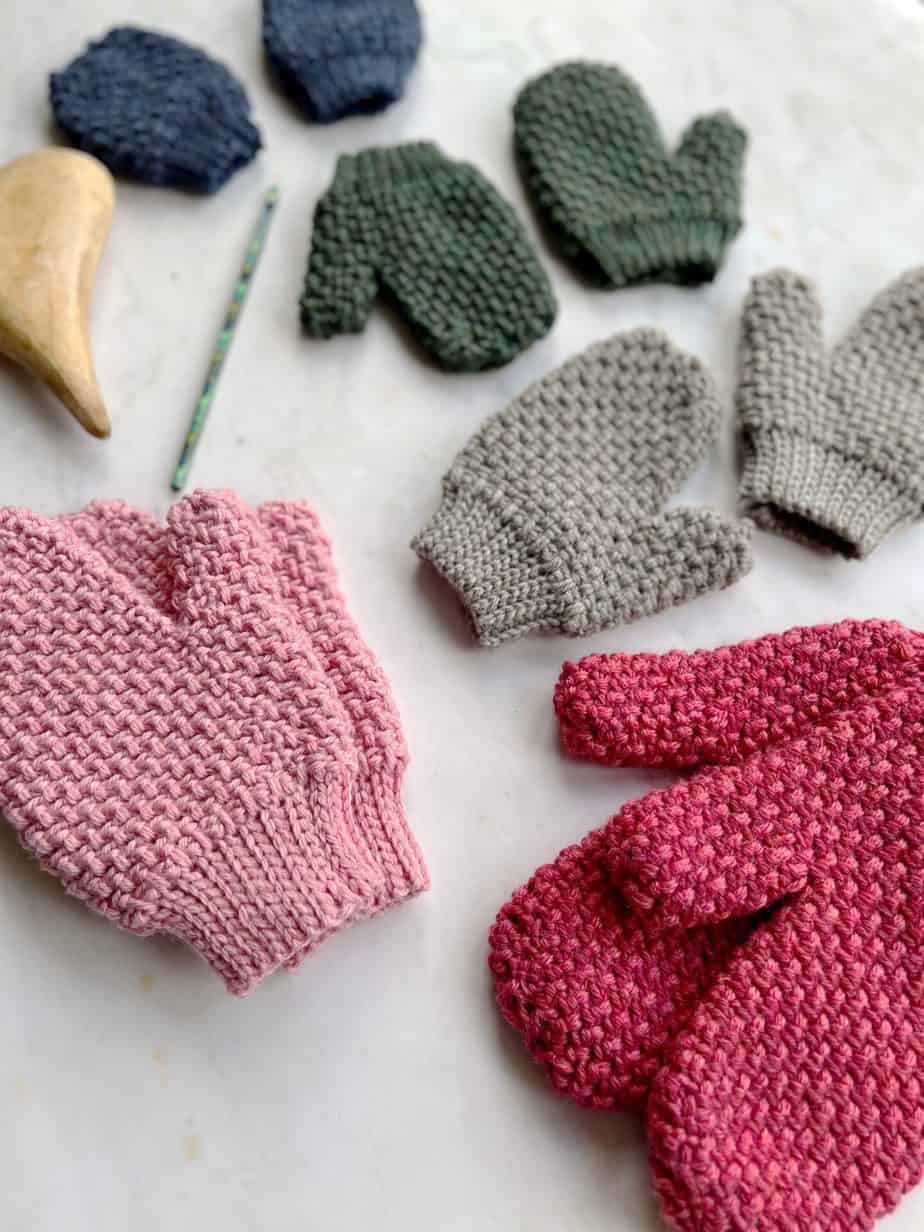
[411, 485, 563, 646]
[162, 772, 382, 995]
[739, 428, 919, 558]
[331, 141, 446, 194]
[584, 217, 740, 287]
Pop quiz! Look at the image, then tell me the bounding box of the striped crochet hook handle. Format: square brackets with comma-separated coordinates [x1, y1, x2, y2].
[171, 185, 280, 493]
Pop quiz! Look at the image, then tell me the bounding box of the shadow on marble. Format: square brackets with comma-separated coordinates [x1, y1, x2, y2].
[412, 556, 480, 651]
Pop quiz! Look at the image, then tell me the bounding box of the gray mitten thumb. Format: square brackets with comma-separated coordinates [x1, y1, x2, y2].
[606, 507, 752, 626]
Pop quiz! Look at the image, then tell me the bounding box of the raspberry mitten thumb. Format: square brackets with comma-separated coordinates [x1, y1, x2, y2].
[606, 646, 924, 1230]
[490, 620, 917, 1111]
[0, 491, 381, 994]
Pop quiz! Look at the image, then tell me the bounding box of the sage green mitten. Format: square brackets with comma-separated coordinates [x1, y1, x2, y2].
[514, 62, 747, 288]
[300, 142, 557, 371]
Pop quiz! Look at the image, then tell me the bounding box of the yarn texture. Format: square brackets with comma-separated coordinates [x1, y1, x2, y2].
[0, 491, 427, 994]
[412, 330, 752, 645]
[514, 62, 747, 287]
[300, 142, 557, 371]
[263, 0, 421, 122]
[50, 26, 261, 193]
[738, 267, 924, 557]
[490, 620, 919, 1119]
[606, 644, 924, 1231]
[65, 497, 429, 949]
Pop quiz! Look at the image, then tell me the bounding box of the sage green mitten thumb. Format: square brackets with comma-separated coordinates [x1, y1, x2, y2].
[412, 330, 752, 645]
[737, 267, 924, 557]
[301, 142, 557, 371]
[514, 62, 747, 288]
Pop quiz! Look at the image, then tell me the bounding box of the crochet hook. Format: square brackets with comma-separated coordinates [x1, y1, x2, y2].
[171, 185, 280, 492]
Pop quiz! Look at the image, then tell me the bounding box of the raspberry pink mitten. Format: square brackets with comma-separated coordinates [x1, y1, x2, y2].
[490, 831, 745, 1108]
[65, 498, 429, 933]
[490, 620, 918, 1110]
[602, 635, 924, 1231]
[0, 491, 383, 994]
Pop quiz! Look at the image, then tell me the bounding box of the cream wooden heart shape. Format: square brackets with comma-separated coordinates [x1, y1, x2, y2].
[0, 148, 114, 438]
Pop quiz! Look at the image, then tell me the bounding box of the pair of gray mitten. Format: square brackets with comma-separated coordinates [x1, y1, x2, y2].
[413, 268, 924, 646]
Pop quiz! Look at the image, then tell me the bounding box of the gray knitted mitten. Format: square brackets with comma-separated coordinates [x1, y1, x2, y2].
[412, 331, 753, 645]
[738, 268, 924, 557]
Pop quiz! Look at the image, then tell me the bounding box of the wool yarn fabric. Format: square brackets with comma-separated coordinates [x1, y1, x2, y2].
[412, 330, 752, 645]
[490, 620, 917, 1112]
[0, 491, 426, 995]
[65, 497, 429, 951]
[300, 142, 556, 371]
[738, 267, 924, 558]
[514, 62, 747, 287]
[263, 0, 422, 123]
[50, 27, 261, 193]
[602, 640, 924, 1231]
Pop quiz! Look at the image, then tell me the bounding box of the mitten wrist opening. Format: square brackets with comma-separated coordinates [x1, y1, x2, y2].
[583, 217, 740, 288]
[331, 142, 447, 195]
[739, 428, 920, 559]
[411, 485, 563, 646]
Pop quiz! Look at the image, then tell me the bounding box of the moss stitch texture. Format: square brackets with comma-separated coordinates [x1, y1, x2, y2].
[514, 61, 747, 287]
[301, 142, 557, 371]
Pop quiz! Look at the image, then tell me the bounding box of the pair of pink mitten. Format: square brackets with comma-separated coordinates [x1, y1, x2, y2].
[491, 619, 924, 1230]
[0, 490, 427, 994]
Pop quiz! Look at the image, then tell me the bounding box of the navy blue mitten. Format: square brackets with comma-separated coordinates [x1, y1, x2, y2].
[263, 0, 422, 123]
[50, 27, 261, 194]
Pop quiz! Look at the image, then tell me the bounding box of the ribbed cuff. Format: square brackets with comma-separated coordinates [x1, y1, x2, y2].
[353, 762, 429, 905]
[282, 762, 428, 970]
[165, 112, 262, 194]
[303, 56, 410, 123]
[160, 774, 381, 995]
[740, 429, 919, 559]
[412, 484, 561, 646]
[331, 142, 447, 195]
[584, 217, 739, 288]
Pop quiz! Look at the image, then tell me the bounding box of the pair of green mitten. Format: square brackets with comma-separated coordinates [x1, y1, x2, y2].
[300, 62, 748, 371]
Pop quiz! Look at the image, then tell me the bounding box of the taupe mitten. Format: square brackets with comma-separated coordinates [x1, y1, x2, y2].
[412, 331, 752, 646]
[737, 267, 924, 557]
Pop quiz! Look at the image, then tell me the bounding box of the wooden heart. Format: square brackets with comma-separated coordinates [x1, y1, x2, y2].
[0, 148, 114, 438]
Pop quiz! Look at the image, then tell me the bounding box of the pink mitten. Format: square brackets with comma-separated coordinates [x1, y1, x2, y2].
[65, 497, 429, 942]
[0, 491, 383, 994]
[605, 638, 924, 1230]
[490, 620, 916, 1110]
[259, 502, 428, 910]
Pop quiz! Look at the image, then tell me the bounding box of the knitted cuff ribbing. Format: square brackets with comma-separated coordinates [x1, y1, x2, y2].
[301, 55, 410, 122]
[331, 142, 446, 195]
[353, 763, 429, 905]
[412, 484, 561, 646]
[161, 110, 262, 194]
[584, 217, 739, 287]
[162, 773, 381, 995]
[283, 763, 428, 970]
[740, 428, 921, 558]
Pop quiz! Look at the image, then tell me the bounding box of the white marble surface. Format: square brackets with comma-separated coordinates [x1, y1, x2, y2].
[3, 0, 924, 1228]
